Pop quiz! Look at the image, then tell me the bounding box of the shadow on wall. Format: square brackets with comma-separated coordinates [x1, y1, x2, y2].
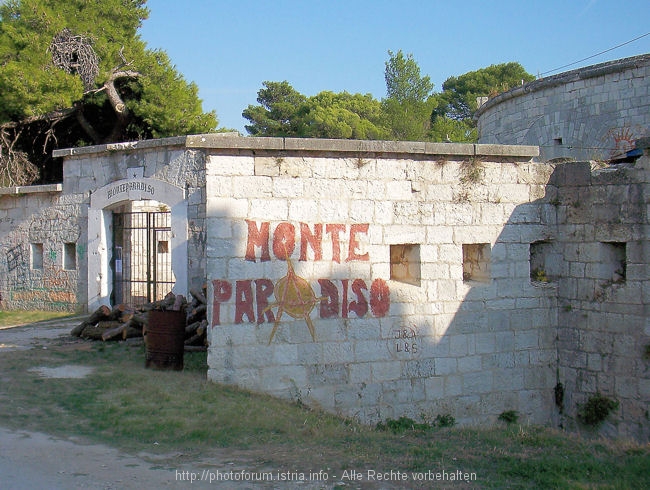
[206, 159, 649, 441]
[425, 160, 648, 439]
[550, 160, 649, 441]
[372, 184, 560, 428]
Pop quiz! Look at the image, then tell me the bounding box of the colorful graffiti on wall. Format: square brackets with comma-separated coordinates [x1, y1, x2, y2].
[0, 203, 81, 310]
[244, 220, 371, 263]
[212, 220, 390, 343]
[605, 125, 649, 159]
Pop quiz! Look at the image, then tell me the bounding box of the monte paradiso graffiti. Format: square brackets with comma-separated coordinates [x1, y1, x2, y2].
[210, 220, 390, 342]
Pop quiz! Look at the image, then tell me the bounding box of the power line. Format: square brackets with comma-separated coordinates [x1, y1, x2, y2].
[539, 31, 650, 77]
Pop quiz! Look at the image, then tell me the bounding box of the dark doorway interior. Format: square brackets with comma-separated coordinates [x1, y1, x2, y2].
[112, 206, 174, 307]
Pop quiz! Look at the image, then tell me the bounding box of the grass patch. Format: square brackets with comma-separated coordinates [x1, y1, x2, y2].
[498, 410, 519, 424]
[577, 393, 619, 427]
[0, 338, 648, 488]
[0, 310, 74, 327]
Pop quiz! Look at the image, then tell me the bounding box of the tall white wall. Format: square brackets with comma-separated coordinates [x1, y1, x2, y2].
[202, 136, 557, 426]
[552, 153, 650, 439]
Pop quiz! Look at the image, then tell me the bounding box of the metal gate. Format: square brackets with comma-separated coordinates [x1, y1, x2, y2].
[112, 210, 174, 307]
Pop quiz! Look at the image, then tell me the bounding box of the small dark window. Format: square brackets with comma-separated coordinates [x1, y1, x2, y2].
[64, 243, 77, 270]
[530, 240, 561, 283]
[553, 137, 563, 146]
[31, 243, 43, 270]
[463, 243, 491, 283]
[390, 244, 421, 286]
[600, 242, 626, 283]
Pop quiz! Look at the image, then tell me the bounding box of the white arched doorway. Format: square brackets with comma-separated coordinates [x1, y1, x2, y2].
[87, 178, 187, 311]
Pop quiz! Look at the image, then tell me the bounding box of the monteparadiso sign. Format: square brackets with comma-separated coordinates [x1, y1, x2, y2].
[211, 221, 390, 339]
[106, 181, 155, 200]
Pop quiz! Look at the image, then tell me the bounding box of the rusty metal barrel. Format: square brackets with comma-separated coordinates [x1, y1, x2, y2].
[145, 310, 186, 370]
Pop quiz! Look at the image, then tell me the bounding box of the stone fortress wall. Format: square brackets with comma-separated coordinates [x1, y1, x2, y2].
[0, 183, 84, 310]
[2, 134, 646, 439]
[476, 54, 650, 163]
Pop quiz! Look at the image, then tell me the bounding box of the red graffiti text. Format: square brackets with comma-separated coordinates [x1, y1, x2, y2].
[245, 220, 370, 263]
[211, 278, 389, 326]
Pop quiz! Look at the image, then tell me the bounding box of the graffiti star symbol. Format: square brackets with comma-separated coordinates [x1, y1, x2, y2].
[263, 256, 325, 345]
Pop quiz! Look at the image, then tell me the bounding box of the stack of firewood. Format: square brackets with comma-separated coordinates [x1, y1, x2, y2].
[70, 286, 209, 348]
[184, 286, 209, 348]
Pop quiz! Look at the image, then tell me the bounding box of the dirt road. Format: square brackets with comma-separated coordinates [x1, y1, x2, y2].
[0, 426, 195, 489]
[0, 318, 198, 488]
[0, 318, 334, 489]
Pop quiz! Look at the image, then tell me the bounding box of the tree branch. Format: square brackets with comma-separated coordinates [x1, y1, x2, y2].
[1, 67, 143, 184]
[0, 127, 39, 186]
[74, 102, 101, 145]
[0, 107, 77, 130]
[103, 69, 140, 142]
[105, 70, 140, 115]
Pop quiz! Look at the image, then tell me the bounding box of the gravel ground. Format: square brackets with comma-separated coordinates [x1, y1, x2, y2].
[0, 318, 337, 490]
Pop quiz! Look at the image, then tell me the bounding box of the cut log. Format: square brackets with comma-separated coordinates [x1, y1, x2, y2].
[189, 286, 207, 305]
[184, 345, 207, 352]
[196, 319, 207, 337]
[130, 313, 148, 328]
[70, 321, 87, 338]
[140, 300, 161, 312]
[101, 323, 126, 341]
[108, 304, 128, 321]
[81, 320, 121, 340]
[122, 324, 143, 339]
[163, 292, 176, 308]
[141, 292, 177, 312]
[186, 304, 207, 324]
[184, 333, 205, 346]
[185, 320, 202, 336]
[87, 305, 112, 324]
[70, 304, 111, 337]
[171, 294, 186, 311]
[120, 311, 135, 324]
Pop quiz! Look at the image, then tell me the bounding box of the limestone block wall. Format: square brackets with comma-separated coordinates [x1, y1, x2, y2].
[552, 153, 650, 440]
[3, 134, 648, 439]
[202, 135, 557, 426]
[476, 54, 650, 162]
[55, 138, 208, 308]
[0, 137, 209, 311]
[0, 184, 85, 311]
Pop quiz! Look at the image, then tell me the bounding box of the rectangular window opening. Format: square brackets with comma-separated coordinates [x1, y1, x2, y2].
[390, 244, 421, 286]
[64, 242, 77, 270]
[553, 137, 563, 146]
[157, 240, 169, 254]
[31, 243, 44, 270]
[600, 242, 626, 283]
[462, 243, 491, 284]
[530, 240, 561, 283]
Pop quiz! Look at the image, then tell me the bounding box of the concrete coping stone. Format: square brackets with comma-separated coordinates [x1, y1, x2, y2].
[52, 133, 539, 159]
[0, 183, 62, 195]
[52, 136, 188, 157]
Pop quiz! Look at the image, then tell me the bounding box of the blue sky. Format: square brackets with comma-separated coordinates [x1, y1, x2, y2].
[139, 0, 650, 133]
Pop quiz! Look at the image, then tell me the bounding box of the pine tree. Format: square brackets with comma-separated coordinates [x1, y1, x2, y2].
[0, 0, 218, 185]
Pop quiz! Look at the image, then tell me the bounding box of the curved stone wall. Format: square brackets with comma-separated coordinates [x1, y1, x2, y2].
[476, 54, 650, 162]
